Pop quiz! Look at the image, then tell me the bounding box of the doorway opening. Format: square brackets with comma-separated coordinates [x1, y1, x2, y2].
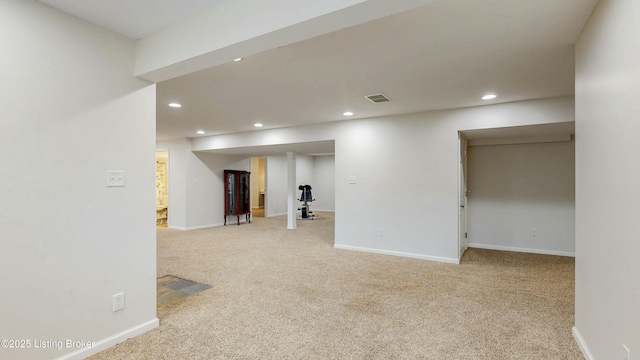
[251, 157, 266, 217]
[156, 150, 169, 227]
[459, 122, 575, 262]
[458, 132, 468, 260]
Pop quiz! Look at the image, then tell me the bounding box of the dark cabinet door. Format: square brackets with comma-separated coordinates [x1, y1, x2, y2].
[239, 172, 250, 213]
[226, 172, 236, 215]
[224, 170, 251, 225]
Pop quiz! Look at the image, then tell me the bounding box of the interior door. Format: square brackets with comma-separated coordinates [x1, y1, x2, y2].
[458, 132, 468, 259]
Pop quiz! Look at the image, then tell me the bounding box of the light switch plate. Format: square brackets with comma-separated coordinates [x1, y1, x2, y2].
[112, 292, 125, 312]
[107, 170, 125, 187]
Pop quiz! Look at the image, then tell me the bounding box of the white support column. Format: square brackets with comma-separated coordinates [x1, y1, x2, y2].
[287, 151, 297, 230]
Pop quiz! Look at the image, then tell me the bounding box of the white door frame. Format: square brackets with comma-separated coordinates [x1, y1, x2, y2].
[458, 132, 468, 260]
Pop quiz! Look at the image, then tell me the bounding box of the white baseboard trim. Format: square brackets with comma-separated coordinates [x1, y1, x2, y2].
[267, 210, 334, 218]
[56, 318, 159, 360]
[267, 212, 287, 217]
[572, 326, 594, 360]
[168, 222, 225, 231]
[167, 225, 187, 230]
[334, 244, 459, 264]
[468, 243, 575, 257]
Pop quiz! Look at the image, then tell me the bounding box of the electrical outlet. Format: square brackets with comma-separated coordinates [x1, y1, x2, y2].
[531, 228, 537, 236]
[349, 176, 357, 184]
[112, 292, 125, 312]
[107, 170, 125, 187]
[378, 228, 384, 237]
[623, 345, 630, 360]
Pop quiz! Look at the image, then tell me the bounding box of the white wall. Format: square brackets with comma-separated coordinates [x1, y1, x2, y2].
[296, 154, 336, 213]
[467, 140, 575, 256]
[265, 155, 288, 216]
[262, 154, 320, 217]
[574, 1, 640, 359]
[296, 155, 314, 186]
[334, 99, 574, 263]
[157, 138, 251, 229]
[135, 0, 435, 82]
[192, 153, 250, 226]
[312, 155, 336, 212]
[192, 96, 574, 263]
[157, 150, 334, 222]
[0, 1, 157, 359]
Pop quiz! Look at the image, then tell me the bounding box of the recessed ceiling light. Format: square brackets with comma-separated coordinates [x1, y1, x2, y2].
[482, 94, 497, 100]
[196, 130, 205, 135]
[343, 111, 354, 116]
[168, 103, 182, 108]
[234, 58, 243, 62]
[254, 123, 263, 128]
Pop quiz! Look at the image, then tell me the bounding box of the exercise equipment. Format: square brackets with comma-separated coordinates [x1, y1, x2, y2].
[297, 184, 315, 220]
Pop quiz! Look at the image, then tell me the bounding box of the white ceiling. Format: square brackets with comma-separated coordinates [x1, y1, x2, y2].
[39, 0, 597, 154]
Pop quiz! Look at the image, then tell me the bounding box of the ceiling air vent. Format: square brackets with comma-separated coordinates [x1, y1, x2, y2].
[365, 93, 391, 103]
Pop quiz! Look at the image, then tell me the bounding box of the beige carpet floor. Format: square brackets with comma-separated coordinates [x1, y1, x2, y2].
[90, 212, 582, 359]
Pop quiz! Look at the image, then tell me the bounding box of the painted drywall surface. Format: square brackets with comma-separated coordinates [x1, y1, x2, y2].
[312, 155, 336, 211]
[262, 155, 317, 217]
[175, 153, 332, 223]
[192, 96, 575, 153]
[467, 141, 575, 256]
[265, 155, 289, 216]
[190, 154, 250, 227]
[0, 1, 157, 359]
[186, 152, 223, 228]
[155, 141, 250, 229]
[191, 97, 574, 262]
[135, 0, 366, 80]
[135, 0, 440, 82]
[296, 155, 315, 187]
[334, 114, 460, 260]
[179, 154, 335, 223]
[574, 0, 640, 358]
[333, 99, 574, 262]
[191, 120, 339, 152]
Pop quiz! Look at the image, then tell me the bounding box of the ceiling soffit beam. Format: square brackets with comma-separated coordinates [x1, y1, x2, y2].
[134, 0, 441, 83]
